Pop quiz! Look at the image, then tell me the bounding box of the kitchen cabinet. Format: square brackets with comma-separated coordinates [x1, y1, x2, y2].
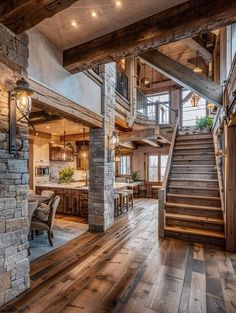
[34, 137, 50, 165]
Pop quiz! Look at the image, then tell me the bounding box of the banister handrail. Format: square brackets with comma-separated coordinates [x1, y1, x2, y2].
[162, 115, 179, 190]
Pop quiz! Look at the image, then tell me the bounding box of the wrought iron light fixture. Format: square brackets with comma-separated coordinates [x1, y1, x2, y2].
[207, 102, 215, 112]
[9, 78, 34, 154]
[109, 131, 120, 162]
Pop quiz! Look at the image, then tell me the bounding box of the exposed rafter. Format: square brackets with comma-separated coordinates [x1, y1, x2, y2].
[0, 0, 78, 34]
[63, 0, 236, 73]
[140, 50, 222, 106]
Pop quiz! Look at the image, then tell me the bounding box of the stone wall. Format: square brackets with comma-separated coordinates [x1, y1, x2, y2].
[89, 63, 116, 232]
[0, 25, 30, 307]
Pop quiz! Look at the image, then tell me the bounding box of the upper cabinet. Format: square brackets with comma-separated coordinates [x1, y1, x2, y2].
[34, 136, 49, 165]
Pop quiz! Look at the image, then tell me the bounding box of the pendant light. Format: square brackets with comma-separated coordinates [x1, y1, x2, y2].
[193, 52, 203, 74]
[63, 119, 66, 161]
[80, 128, 88, 160]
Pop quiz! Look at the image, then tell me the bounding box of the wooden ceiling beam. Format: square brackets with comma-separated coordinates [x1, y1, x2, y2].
[119, 127, 160, 142]
[0, 0, 78, 34]
[140, 50, 222, 106]
[141, 139, 160, 147]
[63, 0, 236, 73]
[184, 37, 212, 64]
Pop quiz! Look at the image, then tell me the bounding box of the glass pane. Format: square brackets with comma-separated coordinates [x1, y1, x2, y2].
[148, 156, 158, 181]
[161, 155, 168, 180]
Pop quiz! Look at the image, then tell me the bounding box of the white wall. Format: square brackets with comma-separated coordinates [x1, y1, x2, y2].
[27, 28, 101, 114]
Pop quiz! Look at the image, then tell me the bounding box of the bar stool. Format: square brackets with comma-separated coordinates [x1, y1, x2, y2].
[114, 193, 121, 217]
[122, 189, 133, 209]
[116, 190, 129, 213]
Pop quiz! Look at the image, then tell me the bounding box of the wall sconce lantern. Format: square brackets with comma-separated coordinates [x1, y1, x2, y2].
[191, 93, 200, 107]
[9, 78, 34, 154]
[207, 102, 215, 113]
[109, 131, 120, 162]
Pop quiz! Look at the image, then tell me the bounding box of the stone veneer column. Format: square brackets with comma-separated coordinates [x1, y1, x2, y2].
[88, 63, 116, 232]
[0, 26, 30, 306]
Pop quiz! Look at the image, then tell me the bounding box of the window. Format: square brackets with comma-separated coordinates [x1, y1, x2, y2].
[147, 92, 170, 123]
[119, 155, 131, 175]
[148, 155, 159, 182]
[147, 154, 169, 181]
[160, 155, 168, 180]
[182, 90, 207, 126]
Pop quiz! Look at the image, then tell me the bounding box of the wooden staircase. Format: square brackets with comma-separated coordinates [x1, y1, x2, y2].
[164, 132, 225, 246]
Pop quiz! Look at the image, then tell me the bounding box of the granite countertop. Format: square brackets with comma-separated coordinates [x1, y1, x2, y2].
[36, 182, 142, 191]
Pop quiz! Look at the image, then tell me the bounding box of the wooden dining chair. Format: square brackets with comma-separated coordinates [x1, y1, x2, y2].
[30, 196, 60, 246]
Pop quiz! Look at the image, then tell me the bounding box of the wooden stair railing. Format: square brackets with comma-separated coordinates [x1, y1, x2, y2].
[158, 115, 179, 237]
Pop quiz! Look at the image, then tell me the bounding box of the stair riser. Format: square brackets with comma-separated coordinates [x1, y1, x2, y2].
[169, 180, 219, 188]
[165, 231, 225, 247]
[176, 134, 212, 141]
[165, 207, 223, 218]
[173, 160, 216, 165]
[175, 139, 213, 148]
[168, 188, 220, 197]
[167, 195, 221, 207]
[166, 219, 224, 232]
[174, 150, 214, 155]
[175, 143, 214, 152]
[171, 173, 218, 179]
[172, 167, 217, 173]
[174, 155, 215, 161]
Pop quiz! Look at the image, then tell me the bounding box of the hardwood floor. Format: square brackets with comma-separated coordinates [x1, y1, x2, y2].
[2, 199, 236, 313]
[56, 213, 88, 224]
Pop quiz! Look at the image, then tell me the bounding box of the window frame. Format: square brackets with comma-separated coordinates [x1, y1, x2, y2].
[147, 154, 168, 182]
[117, 154, 132, 176]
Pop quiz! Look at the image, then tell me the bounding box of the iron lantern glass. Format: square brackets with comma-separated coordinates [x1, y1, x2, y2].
[191, 94, 200, 107]
[111, 131, 119, 149]
[14, 78, 34, 116]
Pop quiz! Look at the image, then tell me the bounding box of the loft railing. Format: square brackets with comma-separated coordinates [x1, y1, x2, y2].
[136, 88, 177, 126]
[116, 65, 129, 100]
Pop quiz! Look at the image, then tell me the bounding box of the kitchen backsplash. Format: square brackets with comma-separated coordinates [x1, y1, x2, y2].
[49, 161, 87, 181]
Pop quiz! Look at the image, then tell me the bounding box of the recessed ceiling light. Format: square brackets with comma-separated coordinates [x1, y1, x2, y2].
[71, 20, 78, 28]
[91, 11, 97, 18]
[46, 126, 50, 129]
[116, 1, 122, 7]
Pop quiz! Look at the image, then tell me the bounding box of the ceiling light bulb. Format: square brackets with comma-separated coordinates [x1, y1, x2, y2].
[46, 126, 50, 129]
[91, 11, 97, 18]
[116, 1, 122, 7]
[193, 66, 203, 74]
[71, 20, 78, 28]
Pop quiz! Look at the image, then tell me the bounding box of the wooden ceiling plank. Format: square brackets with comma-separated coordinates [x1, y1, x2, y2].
[63, 0, 236, 73]
[140, 50, 222, 106]
[0, 0, 78, 34]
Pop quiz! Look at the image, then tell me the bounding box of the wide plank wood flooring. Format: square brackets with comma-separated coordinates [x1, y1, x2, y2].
[1, 198, 236, 313]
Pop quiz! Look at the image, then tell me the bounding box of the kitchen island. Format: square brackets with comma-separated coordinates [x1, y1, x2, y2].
[35, 183, 89, 217]
[35, 182, 141, 218]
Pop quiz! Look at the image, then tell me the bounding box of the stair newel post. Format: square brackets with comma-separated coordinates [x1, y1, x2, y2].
[159, 115, 179, 238]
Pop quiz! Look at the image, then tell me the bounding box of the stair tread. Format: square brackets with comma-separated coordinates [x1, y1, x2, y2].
[165, 213, 224, 224]
[167, 193, 220, 200]
[171, 172, 217, 175]
[165, 226, 225, 238]
[166, 202, 222, 211]
[172, 165, 216, 168]
[169, 185, 219, 191]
